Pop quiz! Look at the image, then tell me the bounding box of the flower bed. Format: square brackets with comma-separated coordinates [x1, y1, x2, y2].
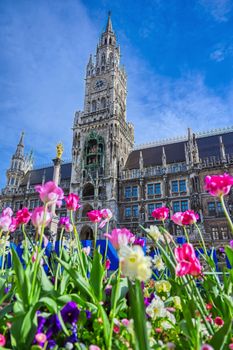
[0, 174, 232, 349]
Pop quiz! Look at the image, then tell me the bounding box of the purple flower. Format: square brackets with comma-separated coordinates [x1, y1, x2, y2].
[67, 323, 78, 343]
[37, 315, 47, 333]
[230, 240, 233, 249]
[134, 238, 145, 247]
[46, 315, 61, 339]
[219, 247, 225, 253]
[85, 310, 92, 320]
[61, 302, 79, 324]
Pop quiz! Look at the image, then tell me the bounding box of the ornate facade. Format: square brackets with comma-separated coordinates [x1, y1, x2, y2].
[1, 14, 233, 247]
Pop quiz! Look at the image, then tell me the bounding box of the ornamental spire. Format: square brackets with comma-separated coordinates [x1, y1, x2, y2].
[105, 11, 113, 33]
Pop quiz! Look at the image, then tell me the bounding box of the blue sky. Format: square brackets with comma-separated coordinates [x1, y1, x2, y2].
[0, 0, 233, 188]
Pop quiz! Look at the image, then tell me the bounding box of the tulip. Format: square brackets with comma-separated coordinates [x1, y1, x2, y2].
[2, 207, 13, 217]
[0, 334, 6, 347]
[65, 193, 81, 211]
[99, 208, 112, 228]
[31, 207, 52, 229]
[87, 210, 102, 223]
[151, 207, 169, 221]
[104, 228, 135, 250]
[0, 214, 12, 232]
[171, 212, 184, 226]
[174, 243, 202, 277]
[204, 173, 233, 197]
[89, 346, 101, 350]
[16, 207, 31, 225]
[181, 210, 199, 225]
[201, 345, 214, 350]
[35, 181, 64, 207]
[59, 217, 73, 232]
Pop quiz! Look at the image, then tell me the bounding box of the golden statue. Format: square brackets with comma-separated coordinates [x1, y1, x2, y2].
[56, 143, 64, 159]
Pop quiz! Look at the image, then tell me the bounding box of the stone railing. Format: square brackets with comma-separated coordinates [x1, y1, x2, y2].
[121, 163, 187, 180]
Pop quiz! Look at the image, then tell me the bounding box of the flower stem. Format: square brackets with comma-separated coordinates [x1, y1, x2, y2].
[194, 223, 207, 255]
[93, 222, 98, 252]
[104, 221, 109, 264]
[55, 228, 64, 291]
[107, 264, 121, 350]
[220, 194, 233, 236]
[183, 226, 190, 243]
[29, 204, 48, 303]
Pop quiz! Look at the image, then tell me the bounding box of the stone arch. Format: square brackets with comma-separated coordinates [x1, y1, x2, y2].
[92, 100, 96, 112]
[101, 97, 106, 109]
[83, 183, 94, 199]
[80, 225, 94, 240]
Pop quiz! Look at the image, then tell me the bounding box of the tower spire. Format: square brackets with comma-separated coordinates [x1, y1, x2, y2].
[18, 131, 24, 146]
[106, 11, 113, 33]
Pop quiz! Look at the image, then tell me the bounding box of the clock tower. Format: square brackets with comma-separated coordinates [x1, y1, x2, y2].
[71, 13, 134, 238]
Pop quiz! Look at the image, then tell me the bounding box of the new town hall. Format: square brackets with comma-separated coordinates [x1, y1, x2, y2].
[1, 15, 233, 247]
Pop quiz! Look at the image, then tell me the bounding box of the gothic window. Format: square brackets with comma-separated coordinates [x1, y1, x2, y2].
[109, 52, 113, 66]
[101, 97, 106, 109]
[179, 180, 186, 192]
[155, 183, 161, 195]
[109, 37, 112, 45]
[104, 38, 107, 45]
[83, 183, 94, 199]
[101, 53, 106, 65]
[92, 100, 97, 112]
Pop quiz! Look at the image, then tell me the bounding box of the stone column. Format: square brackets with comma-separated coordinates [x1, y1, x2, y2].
[50, 155, 63, 243]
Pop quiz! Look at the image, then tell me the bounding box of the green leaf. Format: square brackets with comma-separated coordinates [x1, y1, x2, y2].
[128, 279, 150, 350]
[99, 304, 110, 347]
[56, 257, 95, 301]
[39, 297, 58, 314]
[90, 250, 104, 301]
[209, 317, 232, 350]
[11, 248, 29, 309]
[225, 246, 233, 267]
[39, 265, 54, 293]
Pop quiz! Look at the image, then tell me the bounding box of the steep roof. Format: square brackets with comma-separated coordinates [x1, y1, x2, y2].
[125, 131, 233, 170]
[21, 162, 72, 186]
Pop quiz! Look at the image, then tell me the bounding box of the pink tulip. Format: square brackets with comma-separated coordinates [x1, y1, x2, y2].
[16, 207, 31, 225]
[65, 193, 81, 211]
[104, 228, 135, 250]
[171, 212, 184, 226]
[204, 173, 233, 197]
[105, 259, 111, 270]
[59, 217, 73, 232]
[9, 217, 18, 232]
[99, 208, 112, 228]
[82, 246, 91, 256]
[0, 334, 6, 347]
[2, 207, 13, 217]
[181, 210, 199, 225]
[201, 345, 214, 350]
[31, 207, 52, 229]
[35, 333, 47, 344]
[175, 243, 202, 277]
[0, 215, 12, 232]
[87, 210, 102, 223]
[89, 346, 101, 350]
[152, 207, 169, 221]
[121, 318, 130, 327]
[35, 181, 64, 207]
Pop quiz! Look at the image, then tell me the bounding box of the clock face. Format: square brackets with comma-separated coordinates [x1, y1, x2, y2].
[94, 79, 106, 90]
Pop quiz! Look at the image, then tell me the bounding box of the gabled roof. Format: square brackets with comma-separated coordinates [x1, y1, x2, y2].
[125, 131, 233, 170]
[21, 162, 72, 186]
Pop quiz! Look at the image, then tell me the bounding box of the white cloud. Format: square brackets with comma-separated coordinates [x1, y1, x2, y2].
[198, 0, 232, 22]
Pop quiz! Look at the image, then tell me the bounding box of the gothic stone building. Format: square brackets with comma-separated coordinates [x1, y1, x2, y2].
[1, 15, 233, 247]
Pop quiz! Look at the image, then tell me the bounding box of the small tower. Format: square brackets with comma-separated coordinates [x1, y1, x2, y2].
[219, 136, 227, 163]
[162, 146, 167, 167]
[5, 132, 26, 191]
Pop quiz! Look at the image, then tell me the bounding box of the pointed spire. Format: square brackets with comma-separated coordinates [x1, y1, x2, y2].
[219, 136, 226, 162]
[18, 131, 24, 146]
[106, 11, 113, 33]
[139, 151, 144, 170]
[162, 147, 167, 167]
[88, 54, 93, 65]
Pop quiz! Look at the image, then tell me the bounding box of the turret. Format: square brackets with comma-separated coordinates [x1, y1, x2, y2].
[219, 136, 227, 163]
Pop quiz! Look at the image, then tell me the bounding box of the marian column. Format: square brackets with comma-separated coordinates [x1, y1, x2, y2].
[50, 143, 63, 243]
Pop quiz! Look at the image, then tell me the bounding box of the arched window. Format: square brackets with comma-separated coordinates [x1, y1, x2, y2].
[101, 97, 106, 109]
[109, 37, 112, 45]
[92, 100, 96, 112]
[83, 183, 95, 199]
[104, 38, 107, 45]
[101, 53, 106, 65]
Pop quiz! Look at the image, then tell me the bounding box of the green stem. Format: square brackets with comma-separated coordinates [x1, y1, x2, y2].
[55, 228, 64, 291]
[70, 211, 87, 279]
[220, 194, 233, 236]
[1, 231, 9, 272]
[104, 221, 109, 264]
[183, 226, 190, 243]
[107, 264, 121, 350]
[194, 223, 207, 255]
[93, 222, 98, 252]
[29, 204, 48, 303]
